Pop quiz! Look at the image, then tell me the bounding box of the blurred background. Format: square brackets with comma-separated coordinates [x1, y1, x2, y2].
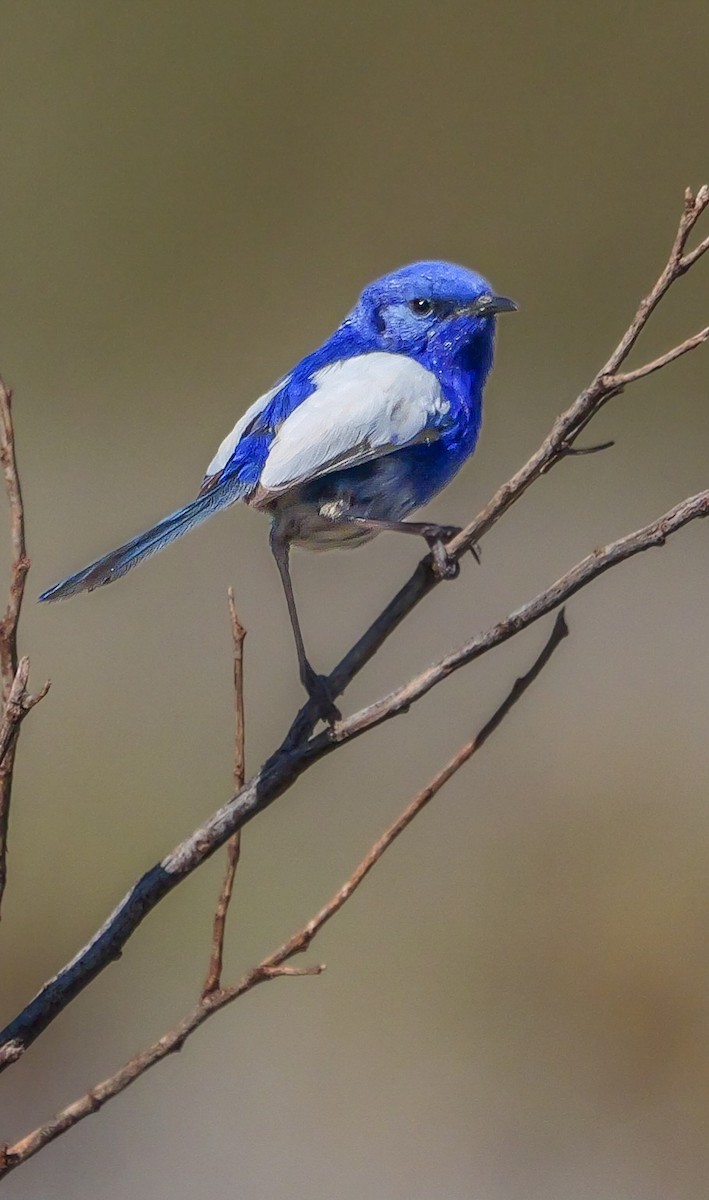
[0, 3, 708, 1197]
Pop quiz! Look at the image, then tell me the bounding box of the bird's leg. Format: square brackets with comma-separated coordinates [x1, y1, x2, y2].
[269, 527, 341, 725]
[348, 518, 480, 579]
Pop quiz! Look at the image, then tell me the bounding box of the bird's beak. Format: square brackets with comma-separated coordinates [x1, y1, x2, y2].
[459, 294, 518, 318]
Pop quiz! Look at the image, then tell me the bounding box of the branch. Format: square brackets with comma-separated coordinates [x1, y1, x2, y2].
[603, 324, 709, 387]
[0, 612, 568, 1180]
[1, 486, 706, 1072]
[600, 185, 709, 373]
[0, 379, 49, 915]
[203, 588, 246, 997]
[0, 186, 706, 1072]
[0, 379, 28, 698]
[329, 490, 709, 742]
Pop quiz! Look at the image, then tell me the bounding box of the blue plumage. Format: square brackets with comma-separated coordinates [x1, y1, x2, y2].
[40, 260, 516, 720]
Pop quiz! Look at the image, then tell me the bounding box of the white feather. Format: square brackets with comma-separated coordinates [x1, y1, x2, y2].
[259, 353, 445, 494]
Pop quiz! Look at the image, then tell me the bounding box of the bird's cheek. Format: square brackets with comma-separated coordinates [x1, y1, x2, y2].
[382, 327, 412, 354]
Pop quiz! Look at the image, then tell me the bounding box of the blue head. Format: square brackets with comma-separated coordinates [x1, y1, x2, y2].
[346, 260, 517, 378]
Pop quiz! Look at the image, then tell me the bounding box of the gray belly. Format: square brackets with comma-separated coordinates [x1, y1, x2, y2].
[258, 453, 426, 552]
[268, 496, 379, 551]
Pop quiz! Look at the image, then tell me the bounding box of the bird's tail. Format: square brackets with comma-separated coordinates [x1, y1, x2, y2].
[39, 476, 246, 603]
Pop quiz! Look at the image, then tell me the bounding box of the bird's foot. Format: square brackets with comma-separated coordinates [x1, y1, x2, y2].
[429, 538, 460, 580]
[419, 523, 481, 576]
[302, 662, 341, 726]
[419, 524, 461, 579]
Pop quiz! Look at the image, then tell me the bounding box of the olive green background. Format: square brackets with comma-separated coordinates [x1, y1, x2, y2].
[1, 3, 708, 1197]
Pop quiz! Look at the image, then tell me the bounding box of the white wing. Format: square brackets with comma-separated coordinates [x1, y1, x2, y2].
[259, 352, 448, 495]
[203, 376, 290, 481]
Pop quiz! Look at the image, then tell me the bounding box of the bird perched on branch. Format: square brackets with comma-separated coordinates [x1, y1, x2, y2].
[40, 261, 516, 723]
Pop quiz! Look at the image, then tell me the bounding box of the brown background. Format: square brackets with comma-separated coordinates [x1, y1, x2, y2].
[1, 3, 709, 1197]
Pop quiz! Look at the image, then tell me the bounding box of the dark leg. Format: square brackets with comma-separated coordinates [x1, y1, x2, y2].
[269, 528, 341, 725]
[348, 518, 479, 579]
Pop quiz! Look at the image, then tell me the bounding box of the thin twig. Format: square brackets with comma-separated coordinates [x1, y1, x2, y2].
[600, 185, 709, 372]
[603, 324, 709, 387]
[0, 378, 28, 700]
[0, 612, 568, 1179]
[203, 589, 246, 996]
[0, 379, 49, 915]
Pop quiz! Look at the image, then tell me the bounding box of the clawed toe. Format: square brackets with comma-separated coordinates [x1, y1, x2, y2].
[422, 524, 481, 574]
[438, 524, 463, 541]
[437, 526, 481, 563]
[429, 539, 461, 580]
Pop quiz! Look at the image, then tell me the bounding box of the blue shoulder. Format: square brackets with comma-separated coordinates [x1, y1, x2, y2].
[216, 324, 362, 489]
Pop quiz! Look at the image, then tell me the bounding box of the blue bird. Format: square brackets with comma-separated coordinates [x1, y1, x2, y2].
[40, 261, 516, 722]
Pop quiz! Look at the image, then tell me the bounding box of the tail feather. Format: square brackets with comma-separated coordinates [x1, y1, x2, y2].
[39, 477, 246, 603]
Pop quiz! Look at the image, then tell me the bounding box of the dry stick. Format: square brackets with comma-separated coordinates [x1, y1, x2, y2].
[203, 589, 246, 996]
[0, 379, 28, 700]
[0, 379, 49, 914]
[0, 611, 568, 1180]
[0, 187, 707, 1068]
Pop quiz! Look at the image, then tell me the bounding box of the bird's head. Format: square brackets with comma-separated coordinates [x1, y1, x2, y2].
[349, 260, 517, 365]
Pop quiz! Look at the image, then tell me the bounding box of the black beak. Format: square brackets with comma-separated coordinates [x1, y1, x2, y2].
[461, 294, 518, 318]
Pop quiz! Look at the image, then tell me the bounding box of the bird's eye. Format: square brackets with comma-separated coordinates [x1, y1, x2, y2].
[409, 298, 434, 317]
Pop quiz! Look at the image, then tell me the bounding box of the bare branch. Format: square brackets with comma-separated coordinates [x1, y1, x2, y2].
[0, 378, 28, 700]
[604, 324, 709, 388]
[0, 612, 567, 1179]
[597, 184, 709, 375]
[0, 379, 49, 915]
[1, 483, 706, 1073]
[203, 588, 246, 997]
[331, 490, 709, 742]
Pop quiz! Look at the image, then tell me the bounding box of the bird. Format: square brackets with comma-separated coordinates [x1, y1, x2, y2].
[39, 261, 516, 723]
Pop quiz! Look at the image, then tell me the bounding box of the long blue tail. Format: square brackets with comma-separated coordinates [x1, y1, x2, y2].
[39, 477, 247, 603]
